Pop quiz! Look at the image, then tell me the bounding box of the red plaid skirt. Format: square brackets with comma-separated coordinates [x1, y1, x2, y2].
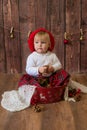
[18, 69, 70, 105]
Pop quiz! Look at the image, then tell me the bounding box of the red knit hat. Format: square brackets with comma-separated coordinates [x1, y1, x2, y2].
[28, 28, 55, 52]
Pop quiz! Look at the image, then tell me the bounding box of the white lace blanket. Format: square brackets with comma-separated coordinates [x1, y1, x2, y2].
[1, 85, 36, 112]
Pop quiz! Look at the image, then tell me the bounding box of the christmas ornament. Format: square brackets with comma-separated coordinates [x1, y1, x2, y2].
[10, 26, 14, 38]
[64, 32, 69, 44]
[80, 28, 83, 41]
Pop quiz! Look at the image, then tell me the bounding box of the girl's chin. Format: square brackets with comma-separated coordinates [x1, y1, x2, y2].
[37, 50, 46, 53]
[37, 51, 45, 54]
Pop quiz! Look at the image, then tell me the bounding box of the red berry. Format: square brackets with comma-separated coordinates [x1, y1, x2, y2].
[64, 39, 68, 44]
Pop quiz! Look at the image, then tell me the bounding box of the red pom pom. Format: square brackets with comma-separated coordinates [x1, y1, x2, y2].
[64, 39, 69, 44]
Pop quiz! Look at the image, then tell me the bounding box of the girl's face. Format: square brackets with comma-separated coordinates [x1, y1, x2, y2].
[34, 34, 50, 53]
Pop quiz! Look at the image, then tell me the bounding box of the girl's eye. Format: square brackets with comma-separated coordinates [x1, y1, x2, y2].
[35, 42, 38, 44]
[35, 41, 46, 44]
[41, 42, 46, 44]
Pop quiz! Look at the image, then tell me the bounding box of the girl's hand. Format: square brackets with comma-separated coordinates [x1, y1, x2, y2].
[48, 65, 54, 73]
[38, 65, 54, 76]
[38, 66, 48, 74]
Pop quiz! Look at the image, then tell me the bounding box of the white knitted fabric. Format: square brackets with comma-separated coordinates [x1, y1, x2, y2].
[1, 85, 36, 112]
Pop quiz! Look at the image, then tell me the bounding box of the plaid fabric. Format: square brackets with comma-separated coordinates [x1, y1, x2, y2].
[18, 69, 70, 105]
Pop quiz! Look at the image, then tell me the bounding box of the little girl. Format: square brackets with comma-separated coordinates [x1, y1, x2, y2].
[1, 28, 87, 112]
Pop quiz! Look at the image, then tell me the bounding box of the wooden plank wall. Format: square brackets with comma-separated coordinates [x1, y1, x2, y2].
[81, 0, 87, 72]
[0, 0, 87, 73]
[66, 0, 81, 72]
[0, 0, 6, 72]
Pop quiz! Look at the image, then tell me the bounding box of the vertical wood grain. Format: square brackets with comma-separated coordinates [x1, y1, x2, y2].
[3, 0, 21, 73]
[34, 0, 47, 29]
[65, 0, 81, 73]
[80, 0, 87, 72]
[19, 0, 35, 72]
[50, 0, 65, 67]
[0, 0, 6, 72]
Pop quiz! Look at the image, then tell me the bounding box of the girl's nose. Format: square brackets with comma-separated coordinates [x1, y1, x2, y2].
[39, 42, 42, 46]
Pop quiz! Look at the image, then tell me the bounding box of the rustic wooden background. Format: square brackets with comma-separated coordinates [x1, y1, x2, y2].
[0, 0, 87, 74]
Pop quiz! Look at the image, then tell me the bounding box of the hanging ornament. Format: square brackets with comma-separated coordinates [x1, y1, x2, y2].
[64, 32, 73, 44]
[80, 28, 83, 41]
[27, 30, 32, 37]
[64, 32, 69, 44]
[10, 26, 14, 38]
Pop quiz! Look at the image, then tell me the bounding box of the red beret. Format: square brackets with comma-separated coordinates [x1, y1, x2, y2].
[28, 28, 55, 52]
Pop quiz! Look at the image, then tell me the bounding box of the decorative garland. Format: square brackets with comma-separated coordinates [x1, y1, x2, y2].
[64, 28, 84, 44]
[0, 17, 86, 43]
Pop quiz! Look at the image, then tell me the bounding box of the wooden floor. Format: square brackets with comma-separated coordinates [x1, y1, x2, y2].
[0, 73, 87, 130]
